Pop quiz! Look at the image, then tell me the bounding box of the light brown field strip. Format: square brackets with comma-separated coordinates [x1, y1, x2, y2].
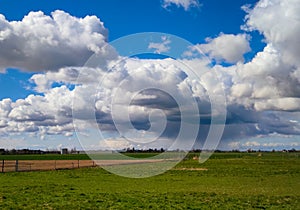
[94, 159, 166, 166]
[0, 160, 95, 172]
[0, 159, 172, 172]
[172, 167, 208, 171]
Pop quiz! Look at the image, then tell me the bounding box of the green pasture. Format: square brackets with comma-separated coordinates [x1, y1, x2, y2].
[0, 152, 299, 209]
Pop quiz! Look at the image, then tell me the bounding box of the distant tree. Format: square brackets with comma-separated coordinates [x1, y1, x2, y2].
[289, 148, 296, 153]
[11, 149, 16, 155]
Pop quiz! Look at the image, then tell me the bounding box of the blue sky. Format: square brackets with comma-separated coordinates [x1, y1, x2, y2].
[0, 0, 264, 100]
[0, 0, 299, 151]
[0, 0, 256, 38]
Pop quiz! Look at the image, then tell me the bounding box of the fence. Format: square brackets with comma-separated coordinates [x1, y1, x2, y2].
[0, 160, 96, 172]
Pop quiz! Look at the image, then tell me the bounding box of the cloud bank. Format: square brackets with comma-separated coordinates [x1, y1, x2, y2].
[1, 0, 300, 150]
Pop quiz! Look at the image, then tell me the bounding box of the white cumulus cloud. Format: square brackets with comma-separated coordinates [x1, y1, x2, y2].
[162, 0, 200, 11]
[0, 10, 108, 72]
[148, 36, 171, 54]
[243, 0, 300, 67]
[189, 33, 251, 64]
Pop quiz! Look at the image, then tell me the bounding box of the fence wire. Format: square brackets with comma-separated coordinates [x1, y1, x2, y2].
[0, 160, 95, 172]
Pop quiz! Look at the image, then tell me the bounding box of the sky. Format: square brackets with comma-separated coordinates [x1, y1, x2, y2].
[0, 0, 299, 151]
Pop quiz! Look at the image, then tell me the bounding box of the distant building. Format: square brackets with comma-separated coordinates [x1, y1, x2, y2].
[61, 148, 68, 154]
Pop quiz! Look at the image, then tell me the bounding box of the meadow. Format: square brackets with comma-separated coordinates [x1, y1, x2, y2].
[0, 152, 299, 209]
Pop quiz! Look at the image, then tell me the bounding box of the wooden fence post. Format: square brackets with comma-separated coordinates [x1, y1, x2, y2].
[15, 160, 18, 172]
[1, 160, 4, 173]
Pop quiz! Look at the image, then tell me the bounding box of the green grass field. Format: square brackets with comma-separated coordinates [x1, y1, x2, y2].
[0, 152, 299, 209]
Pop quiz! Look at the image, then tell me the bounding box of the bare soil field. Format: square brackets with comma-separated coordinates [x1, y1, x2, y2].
[173, 167, 208, 171]
[1, 160, 95, 172]
[1, 159, 167, 172]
